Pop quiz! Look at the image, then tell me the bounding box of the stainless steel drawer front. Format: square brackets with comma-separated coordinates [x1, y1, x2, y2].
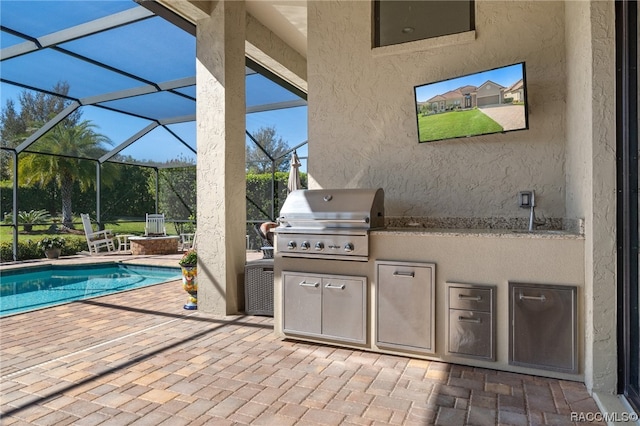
[509, 283, 577, 373]
[283, 273, 322, 335]
[448, 310, 493, 359]
[322, 277, 366, 343]
[448, 287, 492, 312]
[376, 262, 435, 353]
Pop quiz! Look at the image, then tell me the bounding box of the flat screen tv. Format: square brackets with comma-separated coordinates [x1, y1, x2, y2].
[414, 62, 529, 143]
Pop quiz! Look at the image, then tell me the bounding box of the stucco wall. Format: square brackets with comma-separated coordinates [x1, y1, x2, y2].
[308, 1, 567, 220]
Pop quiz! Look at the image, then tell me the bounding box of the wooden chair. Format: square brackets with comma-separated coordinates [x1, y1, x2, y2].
[80, 213, 115, 255]
[145, 213, 167, 236]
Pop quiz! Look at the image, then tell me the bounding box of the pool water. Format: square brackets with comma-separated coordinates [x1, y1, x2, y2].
[0, 263, 182, 316]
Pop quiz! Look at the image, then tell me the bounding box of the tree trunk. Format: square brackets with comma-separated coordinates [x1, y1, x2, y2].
[61, 174, 74, 228]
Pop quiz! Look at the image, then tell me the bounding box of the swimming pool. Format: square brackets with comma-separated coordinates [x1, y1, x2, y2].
[0, 263, 182, 316]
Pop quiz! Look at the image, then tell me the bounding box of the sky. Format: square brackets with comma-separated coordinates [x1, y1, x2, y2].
[0, 0, 308, 169]
[414, 63, 525, 103]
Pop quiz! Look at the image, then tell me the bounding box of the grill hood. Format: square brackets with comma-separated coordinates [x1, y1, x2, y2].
[277, 188, 385, 231]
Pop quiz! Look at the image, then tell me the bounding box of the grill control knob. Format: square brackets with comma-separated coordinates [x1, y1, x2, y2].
[301, 241, 310, 250]
[287, 241, 297, 250]
[314, 242, 324, 251]
[344, 243, 354, 253]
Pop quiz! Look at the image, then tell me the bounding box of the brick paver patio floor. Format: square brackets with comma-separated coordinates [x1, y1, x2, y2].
[0, 256, 604, 425]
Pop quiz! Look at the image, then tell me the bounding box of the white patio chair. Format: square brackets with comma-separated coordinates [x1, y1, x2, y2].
[80, 213, 116, 255]
[145, 213, 167, 236]
[179, 232, 196, 251]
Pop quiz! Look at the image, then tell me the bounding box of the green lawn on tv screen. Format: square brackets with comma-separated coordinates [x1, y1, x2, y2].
[417, 109, 503, 142]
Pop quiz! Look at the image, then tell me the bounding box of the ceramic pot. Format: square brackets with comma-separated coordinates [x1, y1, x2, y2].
[45, 248, 61, 259]
[180, 264, 197, 310]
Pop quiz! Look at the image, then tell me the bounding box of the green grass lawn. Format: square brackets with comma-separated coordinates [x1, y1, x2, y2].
[417, 109, 503, 142]
[0, 220, 151, 244]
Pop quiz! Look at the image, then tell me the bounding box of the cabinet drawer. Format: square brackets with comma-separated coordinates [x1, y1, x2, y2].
[448, 310, 494, 360]
[448, 286, 492, 312]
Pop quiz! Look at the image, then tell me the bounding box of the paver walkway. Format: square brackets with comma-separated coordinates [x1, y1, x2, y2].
[1, 256, 604, 425]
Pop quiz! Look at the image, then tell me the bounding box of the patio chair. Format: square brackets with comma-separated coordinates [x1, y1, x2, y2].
[80, 213, 116, 255]
[145, 213, 167, 237]
[179, 232, 196, 251]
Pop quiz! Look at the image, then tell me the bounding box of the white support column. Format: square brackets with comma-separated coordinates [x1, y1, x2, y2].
[195, 0, 246, 315]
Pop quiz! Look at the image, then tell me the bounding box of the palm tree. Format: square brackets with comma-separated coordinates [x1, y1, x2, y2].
[18, 120, 115, 228]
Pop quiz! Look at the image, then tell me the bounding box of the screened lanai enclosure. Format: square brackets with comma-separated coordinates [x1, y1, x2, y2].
[0, 0, 308, 260]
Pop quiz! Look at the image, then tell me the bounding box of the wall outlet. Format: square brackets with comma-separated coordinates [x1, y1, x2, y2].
[518, 191, 534, 208]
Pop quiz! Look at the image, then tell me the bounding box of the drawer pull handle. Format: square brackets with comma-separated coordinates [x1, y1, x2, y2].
[393, 271, 415, 278]
[458, 316, 482, 323]
[458, 294, 482, 301]
[299, 281, 320, 288]
[325, 283, 345, 290]
[519, 293, 546, 302]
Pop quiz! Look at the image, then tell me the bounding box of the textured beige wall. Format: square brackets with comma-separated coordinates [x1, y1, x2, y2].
[585, 1, 617, 395]
[308, 1, 567, 220]
[564, 0, 617, 395]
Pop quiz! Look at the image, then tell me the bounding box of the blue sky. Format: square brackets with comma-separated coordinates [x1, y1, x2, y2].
[414, 63, 525, 103]
[1, 0, 308, 168]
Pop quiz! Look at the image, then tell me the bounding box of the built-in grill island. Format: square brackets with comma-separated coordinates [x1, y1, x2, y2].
[272, 187, 585, 382]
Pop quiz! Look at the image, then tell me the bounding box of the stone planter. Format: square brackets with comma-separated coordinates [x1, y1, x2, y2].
[44, 248, 61, 259]
[180, 264, 197, 310]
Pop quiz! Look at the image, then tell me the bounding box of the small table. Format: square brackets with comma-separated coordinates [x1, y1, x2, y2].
[128, 236, 180, 255]
[115, 234, 135, 251]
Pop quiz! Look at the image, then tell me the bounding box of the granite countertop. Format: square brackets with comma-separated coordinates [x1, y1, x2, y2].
[371, 227, 584, 239]
[373, 217, 585, 239]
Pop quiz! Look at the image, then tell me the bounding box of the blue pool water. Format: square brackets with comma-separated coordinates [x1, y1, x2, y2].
[0, 263, 182, 316]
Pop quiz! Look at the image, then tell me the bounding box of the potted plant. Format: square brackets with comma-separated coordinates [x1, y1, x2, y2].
[179, 249, 197, 310]
[38, 236, 66, 259]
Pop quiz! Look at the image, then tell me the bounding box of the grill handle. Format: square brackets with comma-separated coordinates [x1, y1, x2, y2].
[278, 217, 370, 224]
[299, 281, 320, 288]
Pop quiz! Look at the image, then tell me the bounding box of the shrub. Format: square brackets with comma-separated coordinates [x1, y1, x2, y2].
[3, 209, 51, 232]
[37, 236, 66, 250]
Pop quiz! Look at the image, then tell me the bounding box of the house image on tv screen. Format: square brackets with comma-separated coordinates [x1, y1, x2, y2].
[423, 79, 524, 113]
[413, 62, 528, 143]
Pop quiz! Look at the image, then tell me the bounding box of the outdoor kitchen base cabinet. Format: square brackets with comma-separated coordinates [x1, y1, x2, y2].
[282, 271, 367, 344]
[376, 261, 436, 353]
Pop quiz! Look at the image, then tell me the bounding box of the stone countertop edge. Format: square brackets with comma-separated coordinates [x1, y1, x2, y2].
[374, 217, 585, 239]
[371, 228, 584, 239]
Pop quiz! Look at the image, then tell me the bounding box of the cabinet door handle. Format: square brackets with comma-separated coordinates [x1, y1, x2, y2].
[458, 294, 482, 301]
[325, 283, 345, 290]
[299, 281, 319, 288]
[458, 316, 482, 323]
[519, 293, 546, 302]
[393, 271, 415, 278]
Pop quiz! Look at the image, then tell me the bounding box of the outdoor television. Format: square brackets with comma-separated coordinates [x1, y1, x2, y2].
[413, 62, 529, 143]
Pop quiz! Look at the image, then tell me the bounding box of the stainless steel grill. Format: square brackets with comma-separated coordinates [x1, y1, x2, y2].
[274, 188, 384, 261]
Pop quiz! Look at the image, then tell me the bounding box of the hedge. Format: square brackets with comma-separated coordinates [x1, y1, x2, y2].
[0, 237, 88, 262]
